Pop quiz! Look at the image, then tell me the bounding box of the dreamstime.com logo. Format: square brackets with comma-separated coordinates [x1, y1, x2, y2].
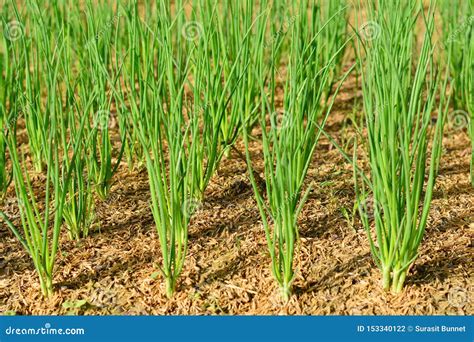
[3, 20, 25, 41]
[182, 198, 204, 219]
[181, 21, 203, 41]
[359, 21, 381, 41]
[447, 287, 470, 308]
[270, 110, 291, 131]
[444, 15, 474, 47]
[359, 195, 382, 219]
[448, 110, 469, 130]
[4, 323, 85, 336]
[94, 110, 117, 130]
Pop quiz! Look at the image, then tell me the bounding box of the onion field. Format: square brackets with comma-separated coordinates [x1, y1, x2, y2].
[0, 0, 472, 315]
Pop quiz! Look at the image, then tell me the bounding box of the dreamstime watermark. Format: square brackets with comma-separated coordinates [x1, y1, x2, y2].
[181, 21, 203, 41]
[447, 286, 469, 308]
[4, 323, 85, 336]
[264, 14, 300, 48]
[2, 97, 36, 135]
[444, 15, 474, 47]
[84, 12, 122, 50]
[3, 20, 25, 41]
[2, 109, 23, 135]
[185, 99, 210, 117]
[448, 109, 469, 130]
[94, 110, 117, 130]
[358, 195, 382, 219]
[90, 287, 117, 309]
[181, 197, 243, 220]
[182, 198, 204, 219]
[270, 110, 291, 131]
[359, 21, 381, 41]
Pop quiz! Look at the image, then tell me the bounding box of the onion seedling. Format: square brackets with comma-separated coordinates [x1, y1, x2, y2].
[243, 0, 349, 300]
[60, 70, 97, 241]
[0, 105, 86, 298]
[0, 48, 12, 200]
[214, 0, 270, 157]
[354, 0, 450, 293]
[128, 0, 254, 295]
[0, 19, 11, 199]
[132, 62, 196, 298]
[82, 0, 125, 200]
[129, 0, 198, 298]
[439, 0, 474, 185]
[62, 149, 95, 241]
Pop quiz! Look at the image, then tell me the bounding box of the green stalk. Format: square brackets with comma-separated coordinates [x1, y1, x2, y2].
[59, 46, 97, 240]
[439, 0, 474, 186]
[243, 0, 349, 300]
[82, 0, 125, 200]
[130, 0, 196, 298]
[0, 96, 86, 298]
[461, 5, 474, 186]
[354, 0, 450, 293]
[214, 0, 270, 157]
[19, 1, 52, 173]
[0, 106, 6, 200]
[0, 18, 10, 199]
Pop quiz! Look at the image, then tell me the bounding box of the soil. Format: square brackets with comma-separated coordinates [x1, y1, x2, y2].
[0, 69, 473, 316]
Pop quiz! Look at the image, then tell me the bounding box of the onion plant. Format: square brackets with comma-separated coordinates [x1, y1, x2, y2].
[134, 102, 196, 298]
[128, 0, 253, 296]
[86, 113, 115, 201]
[354, 0, 450, 293]
[129, 0, 198, 298]
[0, 49, 10, 200]
[466, 30, 474, 186]
[0, 16, 9, 199]
[82, 0, 125, 200]
[62, 147, 95, 241]
[243, 0, 349, 300]
[59, 65, 97, 241]
[0, 102, 86, 298]
[214, 0, 269, 157]
[17, 2, 52, 173]
[439, 0, 474, 185]
[132, 51, 196, 299]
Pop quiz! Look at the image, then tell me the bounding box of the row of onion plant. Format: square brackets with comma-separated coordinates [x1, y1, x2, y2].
[0, 16, 88, 295]
[243, 0, 349, 300]
[126, 0, 257, 296]
[0, 0, 122, 296]
[439, 0, 474, 186]
[354, 0, 450, 293]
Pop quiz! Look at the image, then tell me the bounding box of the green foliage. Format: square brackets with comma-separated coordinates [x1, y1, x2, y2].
[439, 0, 474, 185]
[243, 0, 349, 300]
[354, 0, 450, 293]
